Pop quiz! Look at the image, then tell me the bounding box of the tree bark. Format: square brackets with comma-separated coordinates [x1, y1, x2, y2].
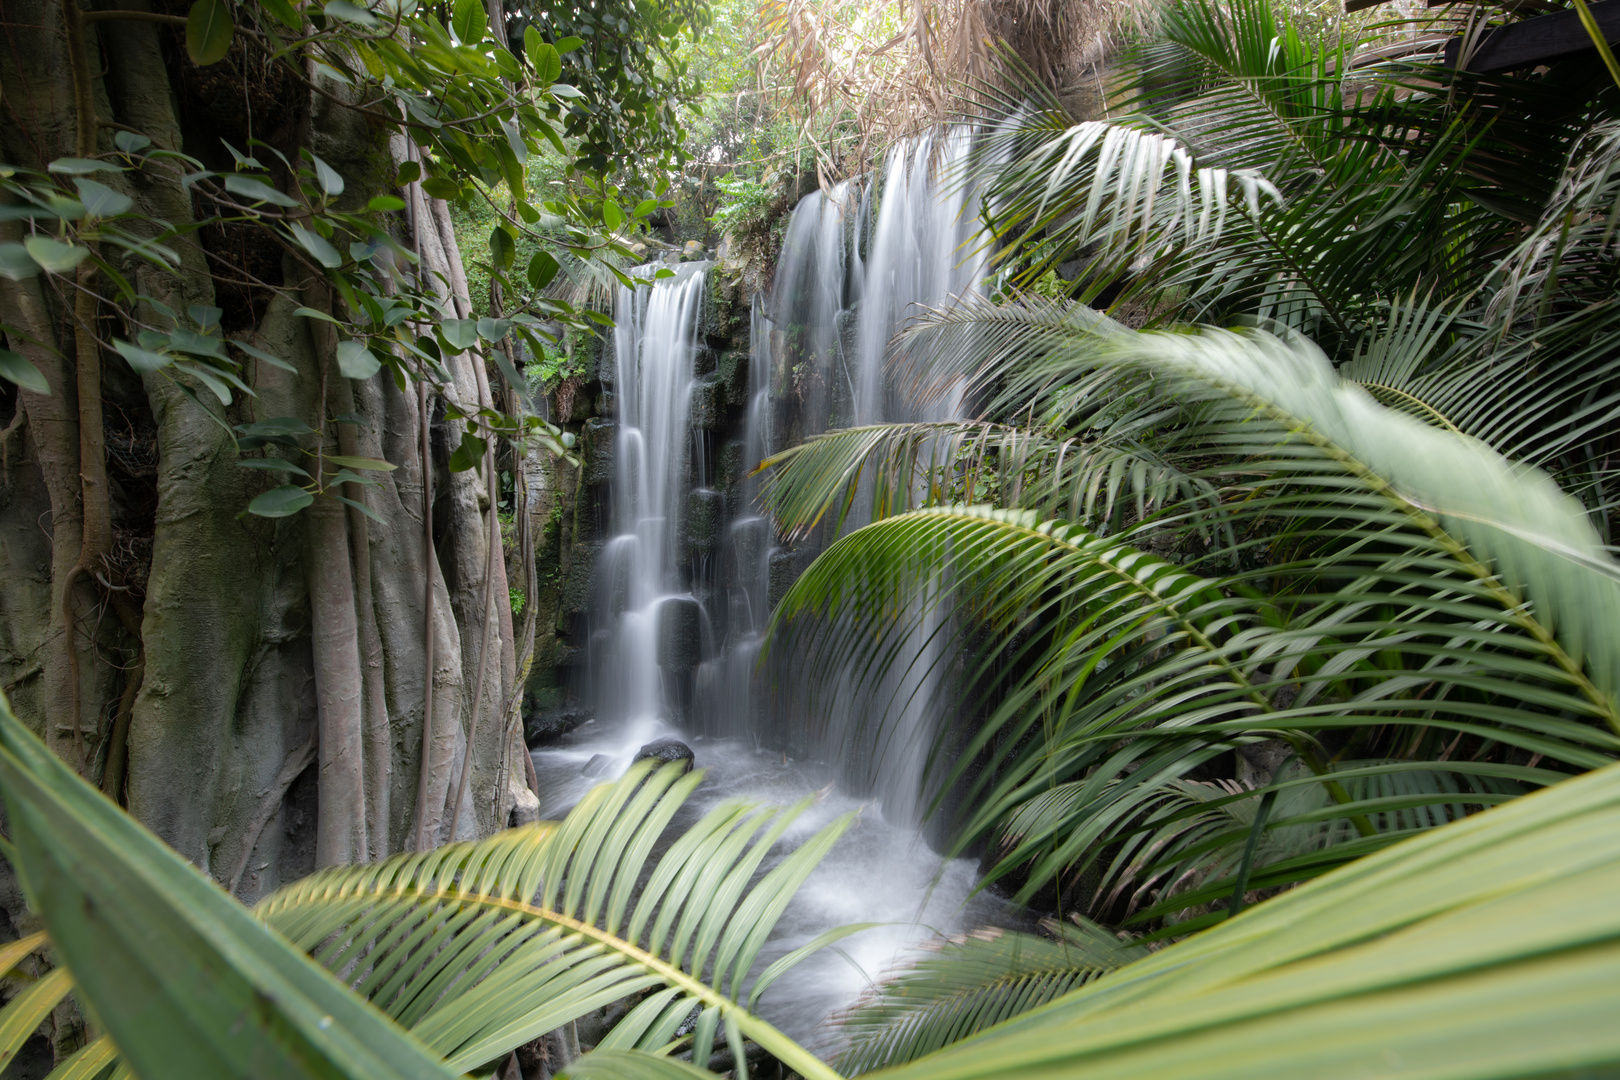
[304, 480, 369, 867]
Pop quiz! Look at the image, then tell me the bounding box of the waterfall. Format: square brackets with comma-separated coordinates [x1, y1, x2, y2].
[753, 130, 989, 828]
[591, 262, 711, 734]
[585, 131, 988, 826]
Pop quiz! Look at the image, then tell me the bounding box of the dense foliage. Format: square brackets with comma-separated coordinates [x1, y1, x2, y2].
[762, 0, 1620, 934]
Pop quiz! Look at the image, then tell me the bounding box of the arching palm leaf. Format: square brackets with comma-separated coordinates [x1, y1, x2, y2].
[764, 323, 1620, 914]
[256, 761, 852, 1079]
[831, 922, 1145, 1074]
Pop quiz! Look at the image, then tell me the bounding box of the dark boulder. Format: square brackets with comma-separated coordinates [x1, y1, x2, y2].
[635, 738, 695, 773]
[524, 707, 590, 748]
[582, 754, 614, 778]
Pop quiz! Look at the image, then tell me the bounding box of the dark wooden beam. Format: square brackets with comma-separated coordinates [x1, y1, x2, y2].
[1442, 0, 1620, 72]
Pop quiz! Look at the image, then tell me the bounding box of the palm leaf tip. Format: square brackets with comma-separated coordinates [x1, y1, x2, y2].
[832, 923, 1142, 1074]
[1109, 326, 1620, 726]
[256, 760, 856, 1080]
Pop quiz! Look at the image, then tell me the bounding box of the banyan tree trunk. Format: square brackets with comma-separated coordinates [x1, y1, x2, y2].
[0, 0, 522, 936]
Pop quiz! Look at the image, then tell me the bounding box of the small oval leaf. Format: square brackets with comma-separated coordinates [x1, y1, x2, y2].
[186, 0, 235, 66]
[527, 250, 560, 291]
[336, 340, 381, 380]
[22, 236, 88, 274]
[0, 348, 48, 394]
[247, 485, 314, 518]
[325, 455, 397, 472]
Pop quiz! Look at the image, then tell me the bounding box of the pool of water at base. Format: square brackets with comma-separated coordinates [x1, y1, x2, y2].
[530, 717, 1035, 1056]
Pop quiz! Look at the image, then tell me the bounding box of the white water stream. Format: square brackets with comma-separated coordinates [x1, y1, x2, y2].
[560, 132, 1015, 1049]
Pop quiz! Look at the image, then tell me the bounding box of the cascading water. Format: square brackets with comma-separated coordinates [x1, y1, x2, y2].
[591, 262, 711, 739]
[537, 132, 1023, 1050]
[761, 129, 990, 828]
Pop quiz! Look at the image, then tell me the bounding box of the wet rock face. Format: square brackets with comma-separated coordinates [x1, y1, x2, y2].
[686, 488, 725, 552]
[583, 417, 616, 485]
[768, 548, 810, 609]
[635, 738, 695, 772]
[582, 754, 614, 778]
[657, 596, 703, 671]
[690, 372, 725, 430]
[525, 707, 590, 748]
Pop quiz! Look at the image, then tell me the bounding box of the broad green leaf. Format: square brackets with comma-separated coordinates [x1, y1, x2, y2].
[224, 174, 299, 208]
[633, 198, 657, 218]
[112, 339, 172, 373]
[323, 0, 378, 27]
[293, 305, 341, 324]
[602, 201, 625, 231]
[450, 0, 484, 44]
[0, 348, 48, 394]
[476, 317, 511, 341]
[176, 361, 235, 404]
[237, 416, 316, 439]
[113, 131, 152, 155]
[394, 161, 421, 187]
[247, 485, 314, 517]
[529, 39, 562, 84]
[325, 455, 396, 471]
[232, 339, 297, 373]
[73, 178, 132, 217]
[549, 83, 584, 99]
[310, 154, 345, 198]
[0, 243, 40, 280]
[288, 223, 343, 268]
[439, 318, 479, 351]
[336, 340, 381, 379]
[188, 304, 223, 329]
[0, 691, 460, 1080]
[448, 429, 486, 472]
[22, 236, 87, 274]
[237, 458, 311, 478]
[555, 35, 585, 52]
[421, 176, 461, 201]
[369, 195, 406, 212]
[46, 158, 120, 175]
[490, 225, 515, 269]
[257, 0, 302, 29]
[185, 0, 235, 65]
[527, 250, 560, 290]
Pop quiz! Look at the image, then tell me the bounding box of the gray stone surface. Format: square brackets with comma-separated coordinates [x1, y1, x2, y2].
[635, 737, 695, 772]
[582, 417, 616, 485]
[686, 488, 725, 552]
[717, 349, 750, 408]
[768, 548, 808, 609]
[561, 540, 601, 615]
[656, 596, 703, 671]
[690, 372, 725, 430]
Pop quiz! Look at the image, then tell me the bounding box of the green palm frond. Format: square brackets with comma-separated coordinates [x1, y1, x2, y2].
[765, 321, 1620, 913]
[758, 418, 1226, 543]
[831, 923, 1146, 1074]
[0, 691, 460, 1080]
[876, 756, 1620, 1080]
[256, 761, 853, 1079]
